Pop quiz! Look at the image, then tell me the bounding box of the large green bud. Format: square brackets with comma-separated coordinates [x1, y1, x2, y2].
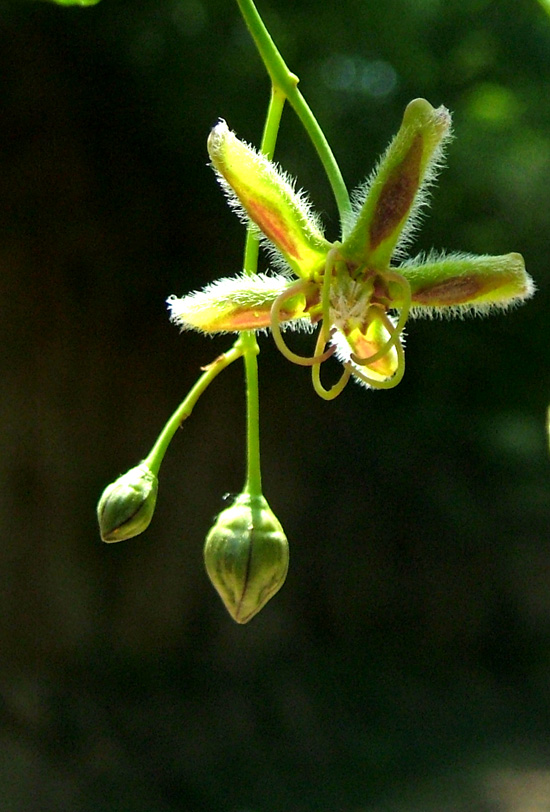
[204, 492, 289, 624]
[97, 463, 158, 542]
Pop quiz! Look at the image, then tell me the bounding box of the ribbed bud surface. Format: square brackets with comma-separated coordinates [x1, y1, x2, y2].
[204, 492, 289, 623]
[97, 463, 158, 542]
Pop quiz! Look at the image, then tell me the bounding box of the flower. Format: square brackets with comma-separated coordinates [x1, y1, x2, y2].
[168, 99, 534, 399]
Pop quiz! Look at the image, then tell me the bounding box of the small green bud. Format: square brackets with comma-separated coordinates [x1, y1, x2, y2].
[97, 463, 158, 543]
[204, 492, 289, 624]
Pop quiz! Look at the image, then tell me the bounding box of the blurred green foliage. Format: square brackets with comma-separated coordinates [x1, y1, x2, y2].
[47, 0, 100, 6]
[0, 0, 549, 810]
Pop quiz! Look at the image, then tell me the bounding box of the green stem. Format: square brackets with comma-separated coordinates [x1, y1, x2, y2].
[243, 85, 286, 276]
[240, 86, 286, 497]
[235, 0, 352, 234]
[144, 345, 244, 476]
[241, 336, 262, 495]
[287, 91, 352, 234]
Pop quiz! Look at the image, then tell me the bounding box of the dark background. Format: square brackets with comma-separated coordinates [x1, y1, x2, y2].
[1, 0, 550, 809]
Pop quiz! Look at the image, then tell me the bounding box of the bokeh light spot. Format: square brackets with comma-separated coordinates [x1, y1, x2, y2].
[321, 54, 398, 99]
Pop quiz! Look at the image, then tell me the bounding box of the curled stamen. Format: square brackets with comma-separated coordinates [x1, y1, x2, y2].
[270, 279, 335, 367]
[320, 247, 340, 345]
[311, 327, 352, 400]
[346, 313, 405, 389]
[350, 269, 411, 366]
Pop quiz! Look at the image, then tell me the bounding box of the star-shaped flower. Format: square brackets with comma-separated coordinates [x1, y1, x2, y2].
[168, 99, 534, 398]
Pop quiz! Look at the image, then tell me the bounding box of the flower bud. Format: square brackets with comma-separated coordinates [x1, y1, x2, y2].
[204, 492, 289, 624]
[97, 463, 158, 542]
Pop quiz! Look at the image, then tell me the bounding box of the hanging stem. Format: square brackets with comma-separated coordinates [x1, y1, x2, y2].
[235, 0, 352, 233]
[242, 85, 286, 276]
[241, 335, 262, 495]
[240, 86, 287, 497]
[235, 0, 356, 493]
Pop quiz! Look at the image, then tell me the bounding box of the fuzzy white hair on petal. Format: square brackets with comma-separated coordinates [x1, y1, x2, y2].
[343, 109, 453, 260]
[166, 273, 290, 333]
[166, 272, 316, 335]
[400, 250, 536, 319]
[209, 121, 326, 274]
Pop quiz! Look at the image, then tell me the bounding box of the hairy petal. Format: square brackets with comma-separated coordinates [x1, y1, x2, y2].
[167, 273, 314, 333]
[342, 98, 452, 267]
[395, 251, 535, 317]
[208, 120, 331, 278]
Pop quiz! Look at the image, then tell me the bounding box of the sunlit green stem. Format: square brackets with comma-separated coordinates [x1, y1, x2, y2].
[235, 0, 352, 233]
[144, 345, 244, 476]
[240, 86, 287, 497]
[241, 334, 262, 495]
[243, 85, 286, 276]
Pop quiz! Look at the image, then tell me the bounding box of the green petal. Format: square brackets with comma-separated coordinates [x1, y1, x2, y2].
[395, 251, 535, 316]
[167, 274, 316, 333]
[208, 121, 331, 278]
[341, 98, 452, 268]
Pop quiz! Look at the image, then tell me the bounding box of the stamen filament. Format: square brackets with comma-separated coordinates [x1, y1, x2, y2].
[311, 328, 351, 400]
[270, 279, 335, 366]
[320, 247, 338, 344]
